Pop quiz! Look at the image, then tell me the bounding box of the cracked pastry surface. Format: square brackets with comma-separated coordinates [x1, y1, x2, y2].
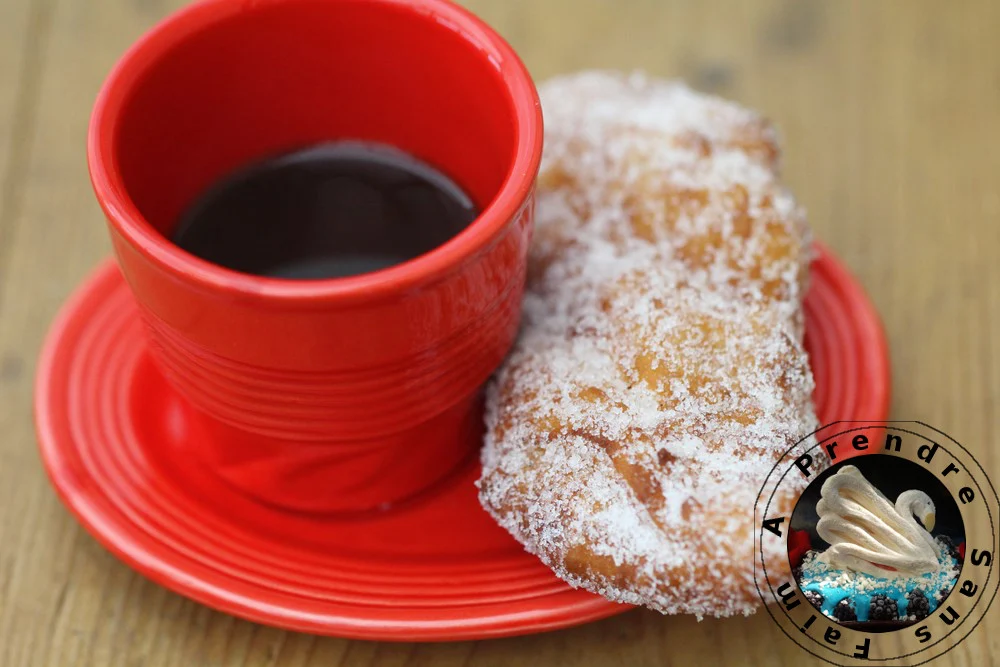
[477, 71, 819, 618]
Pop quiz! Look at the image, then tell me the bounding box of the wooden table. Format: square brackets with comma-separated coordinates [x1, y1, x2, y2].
[2, 0, 997, 664]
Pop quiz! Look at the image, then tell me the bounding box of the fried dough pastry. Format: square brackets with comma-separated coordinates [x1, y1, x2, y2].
[478, 72, 819, 617]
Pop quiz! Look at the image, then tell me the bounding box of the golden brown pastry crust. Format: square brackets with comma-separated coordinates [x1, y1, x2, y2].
[477, 72, 818, 617]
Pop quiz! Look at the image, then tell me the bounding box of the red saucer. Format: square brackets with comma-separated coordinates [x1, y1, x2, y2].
[35, 242, 890, 641]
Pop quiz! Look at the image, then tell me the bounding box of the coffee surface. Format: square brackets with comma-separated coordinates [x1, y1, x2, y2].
[172, 142, 478, 279]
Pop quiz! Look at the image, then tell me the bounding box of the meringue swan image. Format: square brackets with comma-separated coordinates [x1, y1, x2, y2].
[815, 465, 939, 577]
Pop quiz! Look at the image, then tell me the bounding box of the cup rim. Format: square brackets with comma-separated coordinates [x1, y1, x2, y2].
[88, 0, 542, 305]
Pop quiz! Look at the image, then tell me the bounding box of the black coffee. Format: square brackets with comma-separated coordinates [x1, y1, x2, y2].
[172, 142, 479, 279]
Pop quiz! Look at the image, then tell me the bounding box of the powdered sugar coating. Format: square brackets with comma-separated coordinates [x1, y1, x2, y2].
[478, 72, 819, 618]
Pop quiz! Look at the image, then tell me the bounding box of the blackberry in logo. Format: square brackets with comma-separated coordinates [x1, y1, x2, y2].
[832, 598, 857, 622]
[906, 588, 931, 621]
[868, 594, 899, 622]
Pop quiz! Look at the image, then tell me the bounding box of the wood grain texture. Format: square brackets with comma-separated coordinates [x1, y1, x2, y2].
[0, 0, 997, 665]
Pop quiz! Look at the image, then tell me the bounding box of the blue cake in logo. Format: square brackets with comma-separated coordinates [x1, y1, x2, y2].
[793, 465, 962, 626]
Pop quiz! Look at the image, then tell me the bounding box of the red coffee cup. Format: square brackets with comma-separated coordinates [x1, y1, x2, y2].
[87, 0, 542, 513]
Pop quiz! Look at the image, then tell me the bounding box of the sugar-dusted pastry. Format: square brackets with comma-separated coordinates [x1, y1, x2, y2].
[477, 72, 819, 617]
